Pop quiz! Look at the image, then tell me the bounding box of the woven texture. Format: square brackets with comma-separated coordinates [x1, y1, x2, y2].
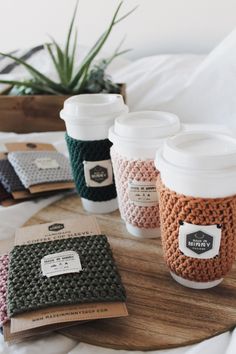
[0, 255, 9, 326]
[65, 134, 116, 202]
[7, 235, 126, 317]
[0, 182, 12, 202]
[157, 176, 236, 282]
[0, 159, 25, 193]
[111, 148, 160, 228]
[8, 151, 73, 188]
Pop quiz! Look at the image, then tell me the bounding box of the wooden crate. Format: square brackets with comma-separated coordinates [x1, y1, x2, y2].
[0, 95, 67, 133]
[0, 84, 126, 133]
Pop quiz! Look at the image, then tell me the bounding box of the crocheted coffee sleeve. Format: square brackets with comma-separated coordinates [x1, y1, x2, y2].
[157, 176, 236, 282]
[8, 151, 73, 188]
[0, 159, 25, 193]
[111, 148, 160, 229]
[0, 182, 12, 202]
[65, 134, 117, 202]
[0, 255, 9, 326]
[7, 235, 126, 317]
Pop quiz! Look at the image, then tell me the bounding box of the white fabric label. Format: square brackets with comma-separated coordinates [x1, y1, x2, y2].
[41, 251, 82, 277]
[83, 159, 113, 187]
[34, 157, 59, 169]
[128, 180, 158, 207]
[179, 222, 222, 259]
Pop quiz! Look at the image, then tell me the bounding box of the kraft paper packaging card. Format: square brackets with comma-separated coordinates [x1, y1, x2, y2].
[6, 216, 128, 338]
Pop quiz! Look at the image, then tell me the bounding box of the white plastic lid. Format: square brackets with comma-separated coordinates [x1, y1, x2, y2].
[60, 94, 127, 123]
[156, 131, 236, 198]
[109, 111, 180, 158]
[163, 132, 236, 170]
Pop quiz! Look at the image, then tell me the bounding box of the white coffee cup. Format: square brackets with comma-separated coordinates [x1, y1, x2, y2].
[109, 111, 181, 237]
[156, 131, 236, 289]
[60, 94, 128, 213]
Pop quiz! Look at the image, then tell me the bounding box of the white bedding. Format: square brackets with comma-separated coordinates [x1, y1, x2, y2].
[1, 38, 236, 353]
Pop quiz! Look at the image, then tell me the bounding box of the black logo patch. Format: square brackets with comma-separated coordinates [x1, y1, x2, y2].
[48, 223, 64, 232]
[186, 231, 213, 254]
[89, 165, 108, 183]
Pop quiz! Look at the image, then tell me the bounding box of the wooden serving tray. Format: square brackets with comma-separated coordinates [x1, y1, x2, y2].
[24, 194, 236, 351]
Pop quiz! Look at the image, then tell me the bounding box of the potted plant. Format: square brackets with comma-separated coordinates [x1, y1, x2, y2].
[0, 1, 135, 133]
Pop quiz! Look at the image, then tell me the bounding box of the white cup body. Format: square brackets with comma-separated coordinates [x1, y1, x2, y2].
[109, 111, 180, 237]
[155, 131, 236, 289]
[61, 94, 128, 213]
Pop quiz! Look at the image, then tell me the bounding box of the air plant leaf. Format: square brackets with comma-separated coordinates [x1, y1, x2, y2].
[64, 0, 79, 80]
[67, 29, 78, 82]
[69, 1, 124, 90]
[47, 36, 65, 71]
[0, 52, 68, 94]
[45, 43, 67, 85]
[0, 0, 136, 96]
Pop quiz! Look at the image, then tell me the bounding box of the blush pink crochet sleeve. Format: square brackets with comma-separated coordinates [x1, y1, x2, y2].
[0, 254, 9, 326]
[111, 148, 160, 229]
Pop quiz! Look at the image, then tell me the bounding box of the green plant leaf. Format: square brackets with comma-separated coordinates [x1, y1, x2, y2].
[67, 29, 78, 82]
[45, 43, 67, 85]
[0, 0, 136, 96]
[73, 64, 89, 93]
[70, 1, 136, 91]
[0, 52, 68, 93]
[114, 4, 138, 25]
[69, 1, 123, 89]
[100, 35, 131, 69]
[48, 35, 65, 70]
[64, 0, 79, 78]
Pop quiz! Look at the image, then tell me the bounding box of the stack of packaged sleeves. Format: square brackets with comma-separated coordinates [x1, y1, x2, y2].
[0, 215, 128, 344]
[0, 142, 75, 206]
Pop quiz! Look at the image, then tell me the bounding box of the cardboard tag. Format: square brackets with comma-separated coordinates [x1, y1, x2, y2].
[41, 251, 82, 277]
[34, 157, 60, 170]
[84, 159, 113, 187]
[0, 152, 7, 160]
[5, 142, 56, 152]
[11, 190, 32, 200]
[3, 320, 83, 344]
[1, 198, 19, 207]
[10, 302, 128, 333]
[179, 222, 222, 259]
[15, 216, 101, 246]
[29, 181, 75, 193]
[128, 180, 158, 207]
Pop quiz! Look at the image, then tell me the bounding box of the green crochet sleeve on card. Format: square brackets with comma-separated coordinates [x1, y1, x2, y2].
[7, 235, 126, 317]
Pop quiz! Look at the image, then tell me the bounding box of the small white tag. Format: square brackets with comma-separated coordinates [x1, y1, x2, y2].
[34, 157, 60, 170]
[84, 159, 113, 187]
[179, 222, 222, 259]
[41, 251, 82, 277]
[128, 180, 158, 207]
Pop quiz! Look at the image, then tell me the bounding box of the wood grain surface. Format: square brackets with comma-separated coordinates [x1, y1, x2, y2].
[0, 85, 126, 133]
[24, 194, 236, 351]
[0, 95, 67, 133]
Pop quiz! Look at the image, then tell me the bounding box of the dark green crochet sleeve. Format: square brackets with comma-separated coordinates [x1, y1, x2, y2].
[7, 235, 126, 317]
[65, 134, 117, 201]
